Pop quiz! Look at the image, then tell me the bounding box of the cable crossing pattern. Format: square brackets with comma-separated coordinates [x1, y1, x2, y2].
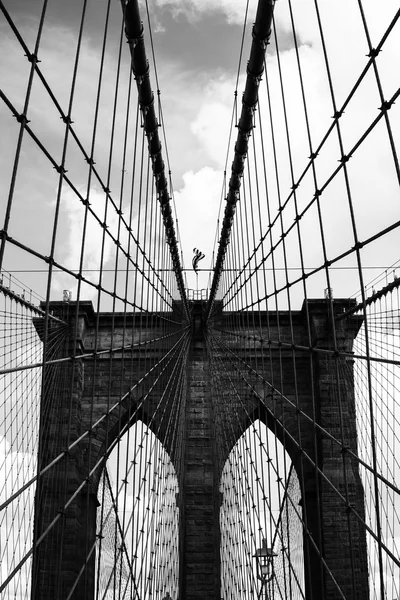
[1, 0, 400, 598]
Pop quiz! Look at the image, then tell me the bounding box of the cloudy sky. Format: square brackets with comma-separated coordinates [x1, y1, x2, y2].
[0, 0, 399, 307]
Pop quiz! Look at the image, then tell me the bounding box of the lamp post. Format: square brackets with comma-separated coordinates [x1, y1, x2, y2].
[253, 539, 277, 599]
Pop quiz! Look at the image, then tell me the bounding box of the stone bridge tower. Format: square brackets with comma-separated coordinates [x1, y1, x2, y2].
[32, 298, 369, 599]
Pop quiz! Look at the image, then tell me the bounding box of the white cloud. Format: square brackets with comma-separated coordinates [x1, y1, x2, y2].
[62, 184, 120, 272]
[190, 77, 235, 170]
[0, 434, 36, 598]
[50, 184, 123, 301]
[174, 166, 222, 289]
[153, 0, 256, 25]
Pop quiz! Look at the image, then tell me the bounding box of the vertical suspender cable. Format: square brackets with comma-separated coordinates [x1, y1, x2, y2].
[206, 0, 276, 321]
[121, 0, 189, 320]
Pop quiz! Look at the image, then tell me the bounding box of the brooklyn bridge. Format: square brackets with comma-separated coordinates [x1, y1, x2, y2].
[1, 0, 400, 598]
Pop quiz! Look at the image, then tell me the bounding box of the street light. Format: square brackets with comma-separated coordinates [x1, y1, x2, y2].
[253, 539, 277, 599]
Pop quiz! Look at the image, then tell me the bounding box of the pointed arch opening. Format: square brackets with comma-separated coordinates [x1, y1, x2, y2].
[220, 419, 305, 599]
[95, 420, 179, 600]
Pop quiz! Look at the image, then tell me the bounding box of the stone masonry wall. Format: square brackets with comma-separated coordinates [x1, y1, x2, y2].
[32, 299, 369, 599]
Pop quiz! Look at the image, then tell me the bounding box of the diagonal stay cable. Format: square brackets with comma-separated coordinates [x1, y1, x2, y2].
[0, 1, 173, 299]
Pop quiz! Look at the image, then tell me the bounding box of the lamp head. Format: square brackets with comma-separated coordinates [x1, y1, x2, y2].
[253, 539, 277, 583]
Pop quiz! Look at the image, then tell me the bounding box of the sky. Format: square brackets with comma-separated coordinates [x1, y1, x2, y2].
[1, 0, 398, 308]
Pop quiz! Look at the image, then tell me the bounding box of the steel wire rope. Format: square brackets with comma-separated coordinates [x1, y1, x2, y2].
[251, 114, 309, 599]
[311, 0, 388, 594]
[226, 45, 313, 590]
[104, 469, 140, 600]
[206, 328, 291, 591]
[207, 329, 372, 598]
[272, 467, 305, 599]
[134, 368, 183, 593]
[0, 328, 190, 596]
[122, 0, 189, 317]
[109, 102, 147, 600]
[263, 22, 325, 585]
[0, 103, 171, 317]
[209, 327, 400, 575]
[0, 224, 179, 317]
[0, 6, 170, 301]
[0, 299, 46, 590]
[96, 470, 140, 599]
[104, 331, 189, 540]
[243, 165, 287, 599]
[34, 23, 92, 586]
[1, 2, 136, 584]
[99, 213, 184, 596]
[214, 8, 400, 315]
[0, 0, 49, 269]
[208, 321, 295, 564]
[101, 119, 149, 600]
[95, 28, 141, 600]
[206, 0, 277, 317]
[205, 0, 252, 289]
[211, 321, 400, 502]
[274, 9, 351, 593]
[142, 0, 187, 280]
[239, 176, 260, 598]
[0, 326, 189, 517]
[69, 1, 121, 594]
[351, 297, 400, 538]
[356, 1, 400, 188]
[114, 338, 185, 596]
[208, 329, 304, 598]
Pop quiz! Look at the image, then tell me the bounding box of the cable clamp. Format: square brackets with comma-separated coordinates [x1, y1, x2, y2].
[238, 128, 251, 141]
[26, 52, 40, 64]
[146, 121, 158, 140]
[367, 47, 380, 58]
[380, 99, 393, 112]
[353, 240, 364, 250]
[125, 27, 144, 49]
[252, 26, 270, 51]
[246, 63, 264, 84]
[134, 61, 149, 85]
[333, 109, 343, 119]
[234, 143, 247, 159]
[15, 113, 30, 125]
[242, 99, 257, 115]
[53, 164, 67, 174]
